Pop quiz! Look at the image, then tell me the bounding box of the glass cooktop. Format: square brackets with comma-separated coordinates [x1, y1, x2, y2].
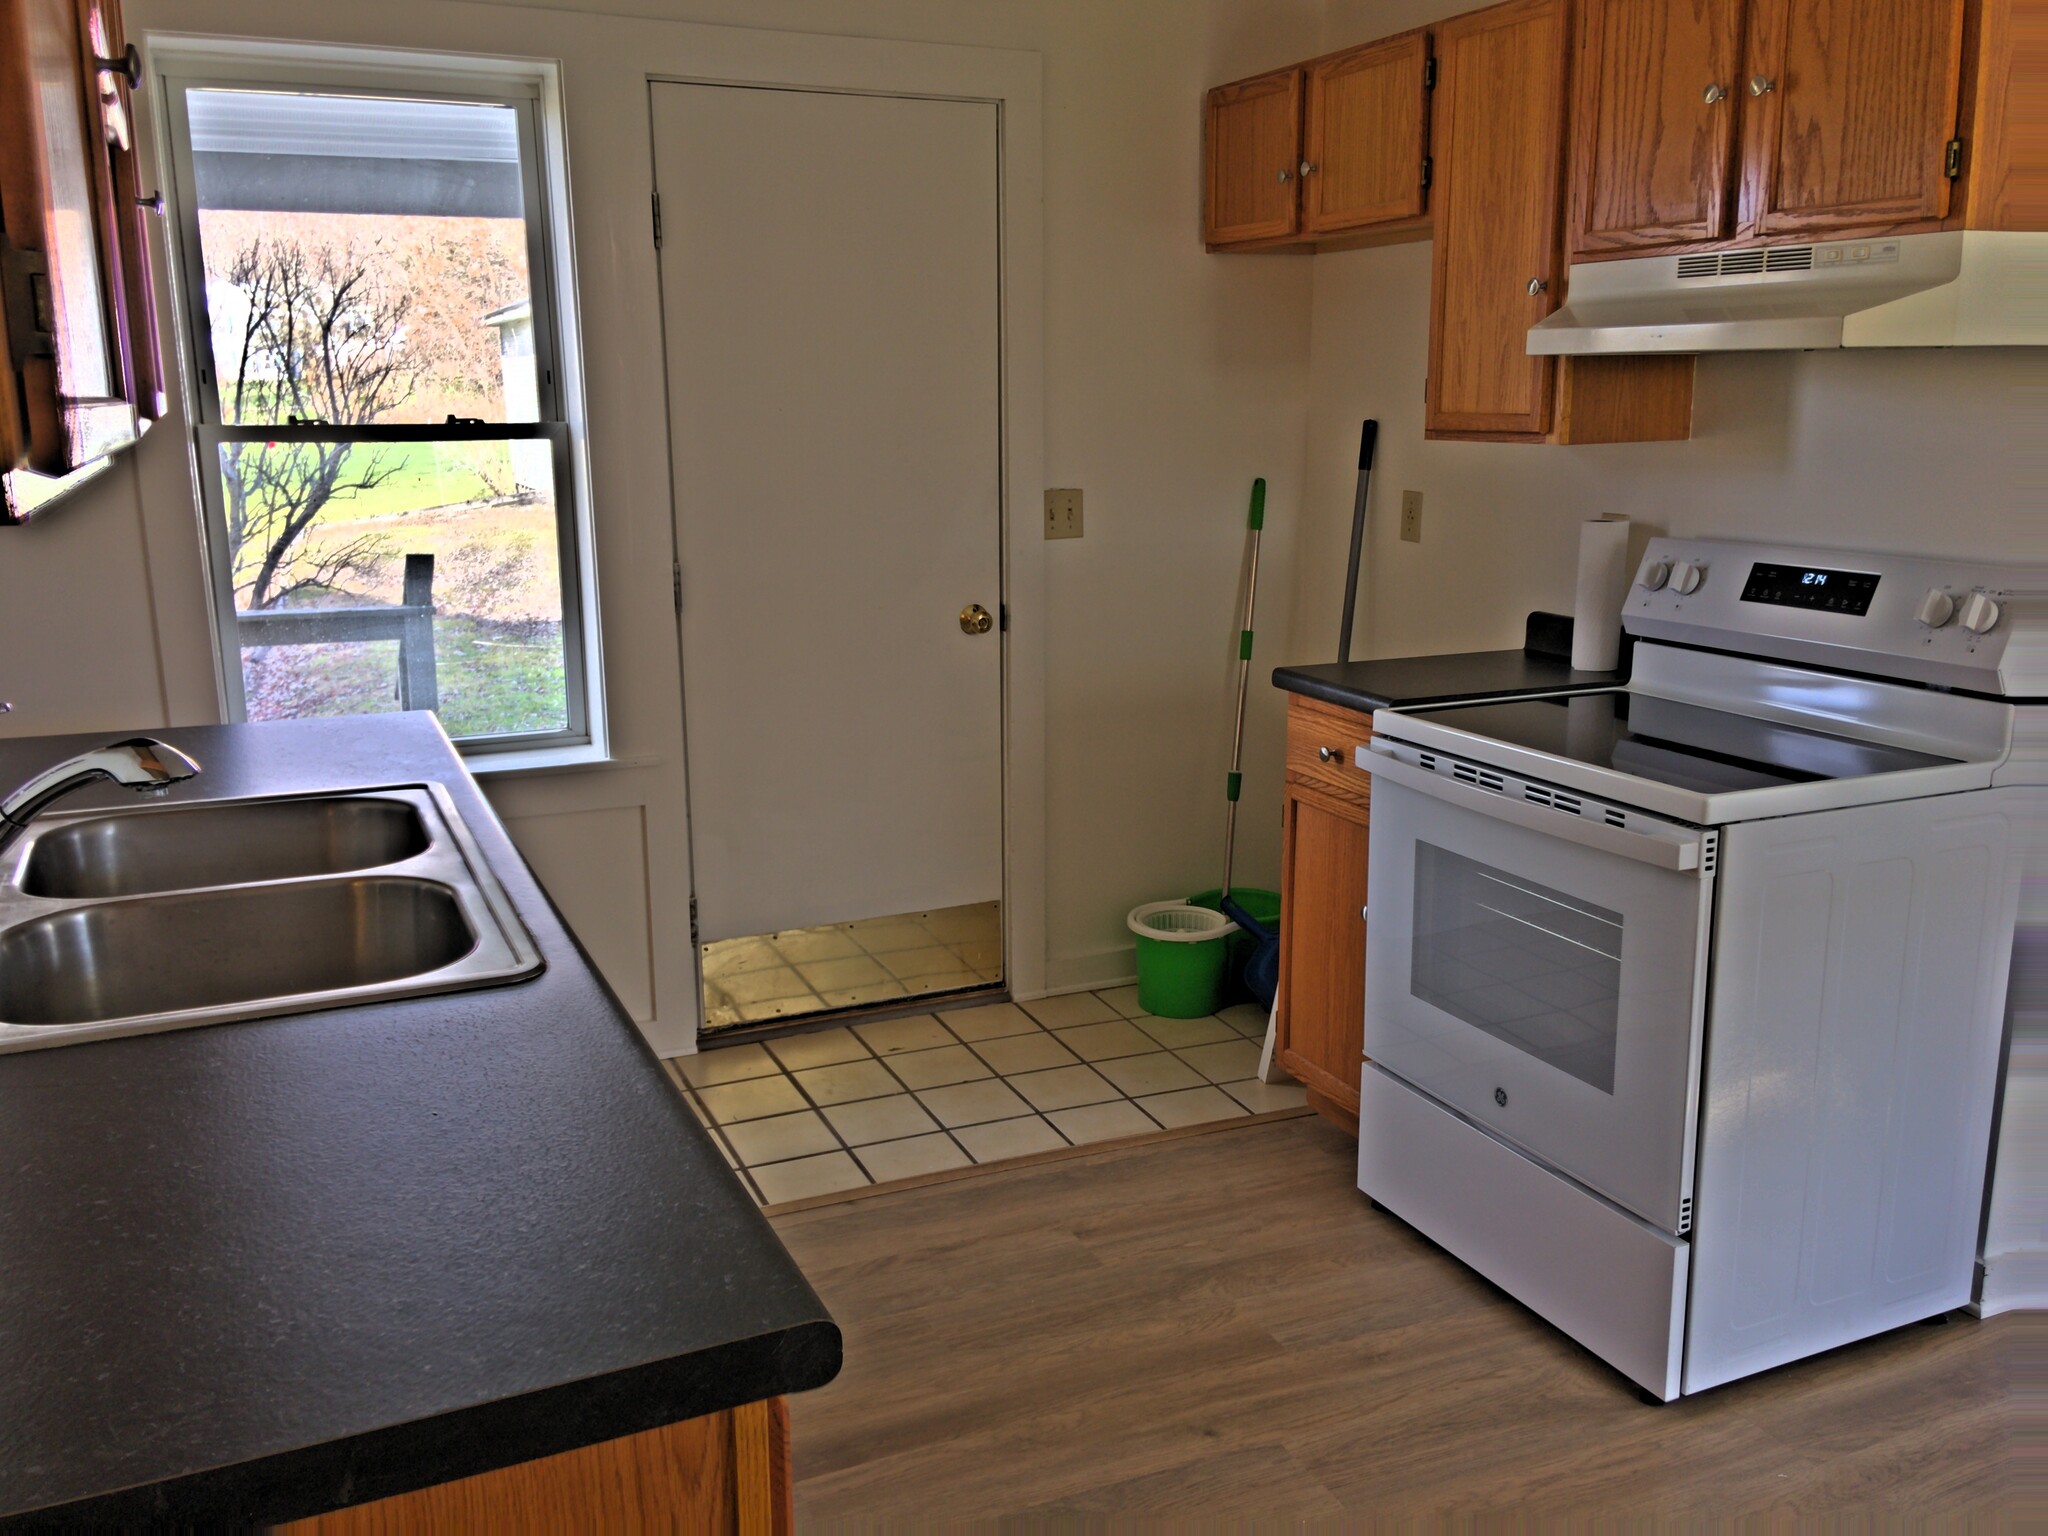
[1408, 691, 1959, 796]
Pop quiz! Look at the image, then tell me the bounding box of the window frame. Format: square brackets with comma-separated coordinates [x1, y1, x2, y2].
[156, 56, 591, 757]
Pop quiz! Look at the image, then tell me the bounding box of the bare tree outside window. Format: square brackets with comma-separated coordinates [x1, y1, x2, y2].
[215, 238, 425, 612]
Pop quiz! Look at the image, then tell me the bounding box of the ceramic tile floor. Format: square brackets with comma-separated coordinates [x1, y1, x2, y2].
[668, 988, 1310, 1205]
[699, 901, 1003, 1031]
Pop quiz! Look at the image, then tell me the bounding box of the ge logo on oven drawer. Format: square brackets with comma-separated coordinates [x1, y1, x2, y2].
[1494, 1087, 1508, 1107]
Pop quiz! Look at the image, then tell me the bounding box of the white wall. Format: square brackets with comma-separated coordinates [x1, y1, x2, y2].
[1282, 241, 2048, 671]
[0, 0, 1322, 1046]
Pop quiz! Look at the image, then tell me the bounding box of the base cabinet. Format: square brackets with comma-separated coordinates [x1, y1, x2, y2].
[1276, 695, 1373, 1132]
[277, 1397, 791, 1535]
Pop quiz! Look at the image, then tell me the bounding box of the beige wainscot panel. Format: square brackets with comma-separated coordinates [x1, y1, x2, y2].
[497, 805, 657, 1026]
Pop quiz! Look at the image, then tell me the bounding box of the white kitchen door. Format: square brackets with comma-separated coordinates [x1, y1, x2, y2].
[652, 83, 1005, 1015]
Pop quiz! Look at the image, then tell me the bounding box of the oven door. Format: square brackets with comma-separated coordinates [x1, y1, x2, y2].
[1359, 739, 1715, 1233]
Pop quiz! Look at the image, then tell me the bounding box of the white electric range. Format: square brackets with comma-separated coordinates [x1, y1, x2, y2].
[1353, 537, 2046, 1401]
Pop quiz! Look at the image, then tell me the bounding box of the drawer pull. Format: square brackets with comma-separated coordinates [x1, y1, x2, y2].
[1318, 746, 1342, 764]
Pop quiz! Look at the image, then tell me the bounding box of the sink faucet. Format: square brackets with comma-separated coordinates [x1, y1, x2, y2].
[0, 738, 202, 859]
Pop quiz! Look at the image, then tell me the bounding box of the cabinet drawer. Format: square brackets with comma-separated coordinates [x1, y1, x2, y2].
[1285, 695, 1373, 802]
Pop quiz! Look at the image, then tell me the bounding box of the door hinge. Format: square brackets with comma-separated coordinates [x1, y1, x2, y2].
[1945, 138, 1964, 179]
[689, 894, 700, 946]
[1420, 155, 1434, 190]
[1423, 55, 1437, 90]
[652, 190, 664, 248]
[672, 557, 682, 614]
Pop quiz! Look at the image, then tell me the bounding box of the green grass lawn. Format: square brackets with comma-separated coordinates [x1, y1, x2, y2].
[241, 616, 567, 740]
[221, 439, 518, 524]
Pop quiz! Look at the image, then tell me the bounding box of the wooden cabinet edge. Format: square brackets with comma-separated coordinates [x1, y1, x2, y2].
[1552, 354, 1695, 444]
[1962, 0, 2046, 232]
[276, 1396, 792, 1534]
[1278, 694, 1372, 1138]
[1208, 215, 1431, 255]
[1304, 1087, 1361, 1137]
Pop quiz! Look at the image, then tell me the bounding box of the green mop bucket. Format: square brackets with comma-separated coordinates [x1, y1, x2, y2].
[1128, 900, 1239, 1019]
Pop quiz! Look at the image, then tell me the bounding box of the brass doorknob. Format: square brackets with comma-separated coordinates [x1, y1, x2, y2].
[960, 603, 994, 635]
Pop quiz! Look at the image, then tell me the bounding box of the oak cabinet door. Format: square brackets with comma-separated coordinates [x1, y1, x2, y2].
[1570, 0, 1747, 253]
[1277, 779, 1370, 1119]
[0, 0, 157, 517]
[1301, 31, 1431, 236]
[1739, 0, 1969, 236]
[1426, 0, 1571, 439]
[1204, 68, 1303, 245]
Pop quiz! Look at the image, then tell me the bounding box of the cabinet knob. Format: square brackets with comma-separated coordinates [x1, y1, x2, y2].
[1277, 167, 1291, 183]
[1299, 160, 1318, 177]
[1749, 74, 1775, 96]
[1702, 82, 1728, 104]
[1318, 746, 1341, 764]
[94, 43, 141, 90]
[1527, 276, 1549, 296]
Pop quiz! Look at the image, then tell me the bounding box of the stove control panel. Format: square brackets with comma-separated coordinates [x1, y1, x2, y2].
[1625, 537, 2046, 697]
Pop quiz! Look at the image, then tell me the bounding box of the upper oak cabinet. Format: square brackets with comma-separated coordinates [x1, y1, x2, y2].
[1426, 0, 1572, 437]
[1300, 31, 1433, 237]
[1204, 68, 1304, 246]
[1737, 0, 1970, 237]
[1205, 34, 1433, 250]
[0, 0, 162, 522]
[1570, 0, 1983, 258]
[1569, 0, 1747, 253]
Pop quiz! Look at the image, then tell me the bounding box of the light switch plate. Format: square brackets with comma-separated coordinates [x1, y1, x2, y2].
[1045, 488, 1083, 540]
[1400, 490, 1423, 544]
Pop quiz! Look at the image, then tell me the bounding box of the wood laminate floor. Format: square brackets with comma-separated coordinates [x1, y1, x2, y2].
[771, 1115, 2024, 1521]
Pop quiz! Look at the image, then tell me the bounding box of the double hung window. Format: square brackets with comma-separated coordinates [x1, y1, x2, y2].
[160, 57, 589, 754]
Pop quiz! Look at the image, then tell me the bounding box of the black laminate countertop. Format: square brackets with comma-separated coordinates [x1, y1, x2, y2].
[1272, 614, 1629, 714]
[0, 715, 840, 1528]
[1273, 649, 1627, 713]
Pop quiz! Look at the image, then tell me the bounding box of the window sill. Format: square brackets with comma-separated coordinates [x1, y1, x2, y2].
[465, 745, 661, 779]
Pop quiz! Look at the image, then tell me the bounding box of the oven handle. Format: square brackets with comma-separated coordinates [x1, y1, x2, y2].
[1357, 742, 1712, 875]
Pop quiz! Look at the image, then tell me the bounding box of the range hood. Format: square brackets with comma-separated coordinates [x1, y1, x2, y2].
[1527, 231, 2047, 354]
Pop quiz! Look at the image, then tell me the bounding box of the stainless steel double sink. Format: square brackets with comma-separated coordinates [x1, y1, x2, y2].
[0, 785, 544, 1052]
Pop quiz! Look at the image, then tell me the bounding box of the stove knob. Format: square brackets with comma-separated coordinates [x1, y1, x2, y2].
[1916, 588, 1956, 628]
[1639, 560, 1672, 591]
[1670, 560, 1706, 595]
[1958, 591, 2003, 635]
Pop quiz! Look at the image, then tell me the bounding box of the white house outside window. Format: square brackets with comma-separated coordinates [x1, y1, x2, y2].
[159, 61, 592, 755]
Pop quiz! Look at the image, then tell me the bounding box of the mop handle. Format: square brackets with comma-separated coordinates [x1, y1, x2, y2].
[1337, 419, 1379, 664]
[1222, 478, 1266, 900]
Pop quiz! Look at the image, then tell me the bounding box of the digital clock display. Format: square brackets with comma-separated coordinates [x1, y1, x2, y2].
[1740, 562, 1881, 616]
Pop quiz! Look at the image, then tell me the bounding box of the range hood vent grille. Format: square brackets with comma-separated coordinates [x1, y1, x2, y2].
[1676, 245, 1814, 280]
[1530, 232, 2043, 353]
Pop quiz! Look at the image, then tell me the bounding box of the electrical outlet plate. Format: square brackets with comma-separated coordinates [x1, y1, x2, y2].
[1400, 490, 1423, 544]
[1045, 488, 1083, 540]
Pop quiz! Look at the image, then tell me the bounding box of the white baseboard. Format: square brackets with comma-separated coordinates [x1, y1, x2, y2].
[1979, 1247, 2048, 1315]
[1040, 943, 1138, 997]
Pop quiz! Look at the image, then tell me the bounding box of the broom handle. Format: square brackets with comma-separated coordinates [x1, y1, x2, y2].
[1222, 478, 1266, 901]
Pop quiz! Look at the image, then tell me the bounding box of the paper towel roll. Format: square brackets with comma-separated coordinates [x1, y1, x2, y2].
[1571, 516, 1632, 672]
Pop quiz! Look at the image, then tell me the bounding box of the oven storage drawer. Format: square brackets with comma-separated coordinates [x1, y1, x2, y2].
[1359, 1065, 1690, 1401]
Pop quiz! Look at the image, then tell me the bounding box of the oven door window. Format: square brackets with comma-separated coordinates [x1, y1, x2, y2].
[1411, 842, 1622, 1094]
